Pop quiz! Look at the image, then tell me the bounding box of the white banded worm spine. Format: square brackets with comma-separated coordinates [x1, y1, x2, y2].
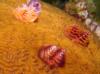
[75, 1, 100, 40]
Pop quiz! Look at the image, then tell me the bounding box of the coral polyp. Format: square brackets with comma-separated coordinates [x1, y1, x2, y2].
[64, 25, 90, 47]
[38, 45, 65, 69]
[13, 0, 41, 22]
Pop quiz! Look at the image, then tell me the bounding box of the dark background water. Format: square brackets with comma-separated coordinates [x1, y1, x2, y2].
[93, 0, 100, 19]
[43, 0, 69, 9]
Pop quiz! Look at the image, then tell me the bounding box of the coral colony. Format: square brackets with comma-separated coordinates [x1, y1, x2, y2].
[13, 0, 41, 22]
[38, 45, 65, 69]
[64, 25, 90, 47]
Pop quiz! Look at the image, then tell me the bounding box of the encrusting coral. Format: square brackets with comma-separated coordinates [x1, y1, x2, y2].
[0, 0, 100, 74]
